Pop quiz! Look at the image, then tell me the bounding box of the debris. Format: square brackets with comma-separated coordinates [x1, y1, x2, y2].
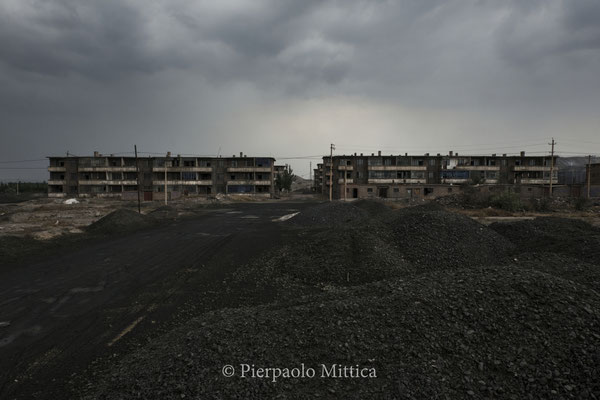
[63, 198, 79, 205]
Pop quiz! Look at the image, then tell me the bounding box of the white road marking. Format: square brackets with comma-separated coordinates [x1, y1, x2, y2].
[272, 212, 300, 222]
[108, 316, 145, 347]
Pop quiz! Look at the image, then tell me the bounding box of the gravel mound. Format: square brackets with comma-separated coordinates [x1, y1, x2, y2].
[87, 209, 153, 234]
[490, 217, 600, 263]
[386, 206, 515, 269]
[87, 266, 600, 399]
[351, 199, 390, 216]
[288, 202, 368, 227]
[235, 221, 411, 290]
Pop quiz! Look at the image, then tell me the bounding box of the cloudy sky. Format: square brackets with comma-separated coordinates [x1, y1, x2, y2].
[1, 0, 599, 180]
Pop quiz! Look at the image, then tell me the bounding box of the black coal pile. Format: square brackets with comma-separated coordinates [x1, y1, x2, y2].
[87, 209, 153, 234]
[87, 266, 600, 400]
[148, 205, 179, 220]
[234, 220, 412, 291]
[385, 205, 515, 269]
[513, 252, 600, 292]
[351, 199, 391, 216]
[288, 202, 368, 227]
[490, 217, 600, 264]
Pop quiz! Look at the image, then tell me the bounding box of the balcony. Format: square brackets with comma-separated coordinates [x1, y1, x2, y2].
[367, 178, 425, 184]
[519, 178, 557, 184]
[79, 167, 137, 172]
[442, 179, 469, 184]
[226, 167, 271, 173]
[153, 180, 213, 185]
[227, 180, 271, 186]
[454, 166, 500, 171]
[47, 180, 66, 185]
[79, 180, 138, 185]
[338, 165, 353, 171]
[338, 179, 354, 184]
[513, 166, 551, 171]
[153, 167, 213, 173]
[47, 167, 66, 172]
[368, 165, 427, 171]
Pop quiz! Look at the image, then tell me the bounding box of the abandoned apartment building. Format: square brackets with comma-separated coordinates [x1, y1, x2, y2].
[47, 152, 277, 199]
[315, 151, 560, 200]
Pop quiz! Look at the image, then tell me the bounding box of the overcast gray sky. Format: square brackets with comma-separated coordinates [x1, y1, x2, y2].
[1, 0, 599, 180]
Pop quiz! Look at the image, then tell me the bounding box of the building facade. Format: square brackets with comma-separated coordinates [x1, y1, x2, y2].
[318, 151, 558, 200]
[48, 152, 276, 199]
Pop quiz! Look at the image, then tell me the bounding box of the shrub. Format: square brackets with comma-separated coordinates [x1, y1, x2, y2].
[489, 191, 522, 212]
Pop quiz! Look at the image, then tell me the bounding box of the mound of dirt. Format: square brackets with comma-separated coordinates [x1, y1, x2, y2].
[386, 206, 515, 269]
[288, 202, 369, 227]
[351, 199, 391, 216]
[490, 217, 600, 263]
[87, 209, 153, 234]
[236, 221, 411, 290]
[148, 205, 178, 220]
[87, 266, 600, 400]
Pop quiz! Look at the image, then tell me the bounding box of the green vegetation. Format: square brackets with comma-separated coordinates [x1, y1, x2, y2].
[489, 191, 523, 211]
[275, 166, 294, 192]
[0, 182, 47, 193]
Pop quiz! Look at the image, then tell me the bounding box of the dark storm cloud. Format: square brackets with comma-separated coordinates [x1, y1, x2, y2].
[2, 0, 598, 97]
[1, 0, 600, 180]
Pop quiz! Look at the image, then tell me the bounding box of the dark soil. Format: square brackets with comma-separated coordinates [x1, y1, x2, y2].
[148, 205, 179, 220]
[288, 201, 369, 227]
[87, 208, 154, 234]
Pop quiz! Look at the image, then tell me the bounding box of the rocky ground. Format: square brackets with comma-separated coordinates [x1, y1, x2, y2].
[80, 200, 600, 399]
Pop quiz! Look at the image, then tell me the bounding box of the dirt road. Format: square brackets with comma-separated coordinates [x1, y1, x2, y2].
[0, 202, 311, 399]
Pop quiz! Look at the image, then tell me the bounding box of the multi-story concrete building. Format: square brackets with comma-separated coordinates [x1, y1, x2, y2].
[318, 151, 558, 200]
[48, 152, 276, 199]
[313, 163, 324, 193]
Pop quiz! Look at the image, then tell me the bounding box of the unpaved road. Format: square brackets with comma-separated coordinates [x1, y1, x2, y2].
[0, 202, 312, 399]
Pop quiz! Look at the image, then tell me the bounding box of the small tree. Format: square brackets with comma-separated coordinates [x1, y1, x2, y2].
[275, 166, 294, 192]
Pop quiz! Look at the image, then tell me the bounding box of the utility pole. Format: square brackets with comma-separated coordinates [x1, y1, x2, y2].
[164, 158, 169, 205]
[329, 143, 335, 201]
[548, 138, 556, 197]
[134, 145, 141, 214]
[343, 160, 347, 201]
[587, 155, 592, 199]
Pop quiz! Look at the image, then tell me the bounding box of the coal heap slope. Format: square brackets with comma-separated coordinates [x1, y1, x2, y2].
[87, 266, 600, 400]
[513, 252, 600, 292]
[386, 205, 515, 269]
[351, 199, 391, 216]
[87, 209, 153, 234]
[288, 201, 369, 227]
[235, 220, 412, 290]
[490, 217, 600, 263]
